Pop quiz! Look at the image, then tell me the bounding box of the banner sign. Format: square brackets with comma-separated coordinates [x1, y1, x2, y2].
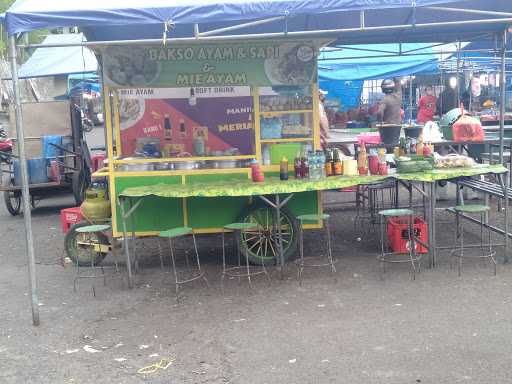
[103, 39, 326, 88]
[118, 86, 255, 157]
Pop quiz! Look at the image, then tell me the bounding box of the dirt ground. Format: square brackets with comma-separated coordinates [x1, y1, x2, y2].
[1, 190, 512, 384]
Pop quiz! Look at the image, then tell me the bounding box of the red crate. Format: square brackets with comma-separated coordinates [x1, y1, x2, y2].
[386, 216, 428, 254]
[60, 207, 83, 233]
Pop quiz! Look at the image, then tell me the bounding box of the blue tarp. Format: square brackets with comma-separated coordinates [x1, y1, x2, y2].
[318, 44, 438, 109]
[318, 44, 438, 82]
[4, 0, 512, 46]
[18, 33, 97, 79]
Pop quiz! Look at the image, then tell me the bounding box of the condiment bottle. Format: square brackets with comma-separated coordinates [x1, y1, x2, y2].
[294, 152, 302, 179]
[416, 134, 424, 156]
[399, 137, 407, 156]
[250, 159, 264, 182]
[300, 150, 309, 179]
[357, 142, 368, 175]
[333, 149, 343, 176]
[378, 148, 388, 175]
[324, 149, 333, 177]
[280, 157, 289, 181]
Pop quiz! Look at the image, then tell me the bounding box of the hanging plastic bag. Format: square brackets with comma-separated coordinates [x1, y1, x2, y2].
[452, 104, 484, 142]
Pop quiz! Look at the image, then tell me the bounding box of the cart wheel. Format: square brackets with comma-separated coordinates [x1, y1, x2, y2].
[65, 222, 109, 266]
[72, 169, 89, 205]
[3, 187, 21, 216]
[238, 201, 298, 265]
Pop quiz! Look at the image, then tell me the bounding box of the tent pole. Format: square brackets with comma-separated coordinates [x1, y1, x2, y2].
[8, 35, 40, 326]
[499, 29, 508, 263]
[456, 41, 461, 107]
[499, 30, 506, 166]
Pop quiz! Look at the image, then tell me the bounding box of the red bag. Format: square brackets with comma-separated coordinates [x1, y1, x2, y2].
[452, 105, 484, 142]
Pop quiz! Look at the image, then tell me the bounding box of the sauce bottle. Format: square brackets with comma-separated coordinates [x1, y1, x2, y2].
[294, 152, 302, 179]
[333, 148, 343, 176]
[357, 142, 368, 175]
[280, 157, 289, 181]
[300, 150, 309, 179]
[324, 148, 333, 177]
[250, 159, 264, 182]
[416, 134, 424, 156]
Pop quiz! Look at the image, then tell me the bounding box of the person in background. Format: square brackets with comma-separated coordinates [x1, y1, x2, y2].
[436, 80, 457, 115]
[319, 89, 330, 148]
[417, 85, 437, 124]
[375, 79, 402, 125]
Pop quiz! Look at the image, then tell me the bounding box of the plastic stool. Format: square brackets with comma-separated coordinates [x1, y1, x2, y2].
[158, 227, 208, 301]
[378, 209, 421, 280]
[221, 222, 270, 292]
[295, 213, 336, 286]
[73, 224, 113, 296]
[450, 205, 496, 276]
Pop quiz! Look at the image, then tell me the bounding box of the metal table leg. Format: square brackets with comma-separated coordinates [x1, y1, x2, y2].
[497, 173, 509, 262]
[119, 198, 133, 288]
[428, 182, 437, 268]
[275, 194, 284, 277]
[118, 196, 145, 288]
[259, 193, 294, 279]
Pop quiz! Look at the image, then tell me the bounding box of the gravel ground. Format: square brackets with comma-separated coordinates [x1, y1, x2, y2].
[1, 190, 512, 384]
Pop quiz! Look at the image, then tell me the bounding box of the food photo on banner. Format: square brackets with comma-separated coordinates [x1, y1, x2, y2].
[117, 86, 255, 157]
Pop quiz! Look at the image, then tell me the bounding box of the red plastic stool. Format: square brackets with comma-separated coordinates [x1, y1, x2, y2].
[60, 207, 83, 233]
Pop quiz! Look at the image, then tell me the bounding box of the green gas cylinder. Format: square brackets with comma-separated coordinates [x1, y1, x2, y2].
[80, 188, 111, 221]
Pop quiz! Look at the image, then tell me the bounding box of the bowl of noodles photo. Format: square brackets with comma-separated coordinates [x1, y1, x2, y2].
[264, 43, 316, 85]
[119, 98, 145, 130]
[105, 47, 160, 87]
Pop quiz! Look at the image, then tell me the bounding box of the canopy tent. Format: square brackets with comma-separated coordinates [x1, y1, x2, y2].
[319, 44, 438, 82]
[318, 43, 438, 110]
[18, 33, 97, 79]
[3, 0, 512, 45]
[4, 0, 511, 327]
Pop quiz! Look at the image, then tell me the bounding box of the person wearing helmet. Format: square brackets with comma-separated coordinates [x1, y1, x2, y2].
[375, 78, 402, 125]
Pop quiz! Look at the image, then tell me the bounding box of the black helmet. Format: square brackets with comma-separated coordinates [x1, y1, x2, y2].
[381, 79, 395, 94]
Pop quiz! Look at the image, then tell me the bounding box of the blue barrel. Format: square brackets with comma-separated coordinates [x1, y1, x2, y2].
[27, 158, 49, 184]
[41, 135, 63, 159]
[12, 158, 49, 185]
[13, 159, 22, 186]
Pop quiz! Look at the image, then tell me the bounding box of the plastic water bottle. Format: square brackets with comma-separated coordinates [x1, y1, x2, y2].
[317, 150, 326, 178]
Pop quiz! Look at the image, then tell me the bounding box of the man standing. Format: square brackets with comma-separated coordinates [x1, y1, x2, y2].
[436, 80, 457, 115]
[417, 85, 437, 123]
[376, 79, 402, 125]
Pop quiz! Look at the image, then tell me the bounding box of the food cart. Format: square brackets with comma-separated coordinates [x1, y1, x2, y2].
[88, 38, 331, 265]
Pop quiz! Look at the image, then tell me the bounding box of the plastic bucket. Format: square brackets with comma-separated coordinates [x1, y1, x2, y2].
[378, 125, 401, 145]
[28, 158, 49, 184]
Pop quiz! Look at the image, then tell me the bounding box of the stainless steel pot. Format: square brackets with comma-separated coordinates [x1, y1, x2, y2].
[154, 162, 171, 170]
[118, 163, 154, 171]
[173, 161, 198, 170]
[209, 160, 239, 169]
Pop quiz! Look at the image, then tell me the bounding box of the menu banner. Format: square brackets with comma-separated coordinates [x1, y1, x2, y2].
[103, 39, 327, 88]
[117, 86, 255, 157]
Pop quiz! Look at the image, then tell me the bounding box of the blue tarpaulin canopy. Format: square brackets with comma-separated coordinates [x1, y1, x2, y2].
[4, 0, 512, 45]
[18, 33, 97, 79]
[318, 44, 438, 82]
[318, 44, 438, 110]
